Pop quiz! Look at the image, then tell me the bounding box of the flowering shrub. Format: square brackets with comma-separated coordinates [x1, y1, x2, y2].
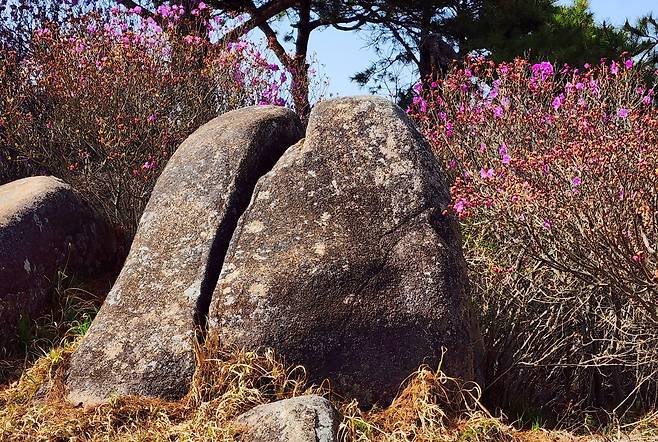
[410, 57, 658, 420]
[0, 4, 287, 233]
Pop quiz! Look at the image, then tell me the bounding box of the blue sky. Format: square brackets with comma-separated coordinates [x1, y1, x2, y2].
[270, 0, 656, 97]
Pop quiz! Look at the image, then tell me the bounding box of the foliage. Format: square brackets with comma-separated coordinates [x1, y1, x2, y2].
[0, 260, 116, 387]
[625, 14, 658, 68]
[0, 5, 287, 233]
[467, 0, 636, 66]
[409, 56, 658, 421]
[0, 0, 104, 57]
[355, 0, 559, 94]
[357, 0, 656, 99]
[120, 0, 374, 117]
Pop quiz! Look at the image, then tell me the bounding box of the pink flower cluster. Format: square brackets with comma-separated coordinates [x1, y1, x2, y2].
[408, 55, 657, 277]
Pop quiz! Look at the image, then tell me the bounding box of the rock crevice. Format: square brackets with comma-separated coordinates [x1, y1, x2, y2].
[65, 106, 303, 406]
[194, 122, 301, 332]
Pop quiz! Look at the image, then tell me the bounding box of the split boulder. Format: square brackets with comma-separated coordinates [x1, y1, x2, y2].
[209, 96, 480, 406]
[66, 106, 303, 406]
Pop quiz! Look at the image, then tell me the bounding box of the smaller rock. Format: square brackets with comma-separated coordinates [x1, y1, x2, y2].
[234, 395, 340, 442]
[0, 176, 119, 350]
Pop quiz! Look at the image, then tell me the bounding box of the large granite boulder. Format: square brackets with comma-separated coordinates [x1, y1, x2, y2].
[0, 176, 118, 350]
[234, 396, 339, 442]
[209, 96, 480, 406]
[66, 106, 303, 406]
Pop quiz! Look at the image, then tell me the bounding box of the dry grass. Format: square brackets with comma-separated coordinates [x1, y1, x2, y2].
[0, 340, 658, 442]
[2, 336, 656, 441]
[0, 336, 308, 441]
[338, 366, 514, 441]
[1, 285, 656, 441]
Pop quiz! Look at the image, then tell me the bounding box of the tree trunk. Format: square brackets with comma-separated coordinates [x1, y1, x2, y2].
[291, 0, 312, 119]
[419, 33, 458, 82]
[290, 58, 311, 119]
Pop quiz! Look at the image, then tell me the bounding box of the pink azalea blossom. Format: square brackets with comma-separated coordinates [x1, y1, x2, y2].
[445, 121, 454, 138]
[531, 61, 554, 80]
[589, 79, 600, 95]
[617, 108, 629, 118]
[157, 4, 171, 16]
[498, 145, 511, 164]
[413, 96, 427, 113]
[480, 168, 495, 179]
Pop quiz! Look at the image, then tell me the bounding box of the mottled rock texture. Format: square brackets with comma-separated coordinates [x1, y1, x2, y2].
[66, 106, 303, 406]
[209, 96, 480, 406]
[0, 176, 118, 350]
[234, 395, 339, 442]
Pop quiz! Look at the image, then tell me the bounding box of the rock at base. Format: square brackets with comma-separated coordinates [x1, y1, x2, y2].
[234, 395, 339, 442]
[65, 106, 303, 406]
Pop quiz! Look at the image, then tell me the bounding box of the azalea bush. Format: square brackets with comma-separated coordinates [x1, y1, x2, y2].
[409, 57, 658, 422]
[0, 3, 288, 234]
